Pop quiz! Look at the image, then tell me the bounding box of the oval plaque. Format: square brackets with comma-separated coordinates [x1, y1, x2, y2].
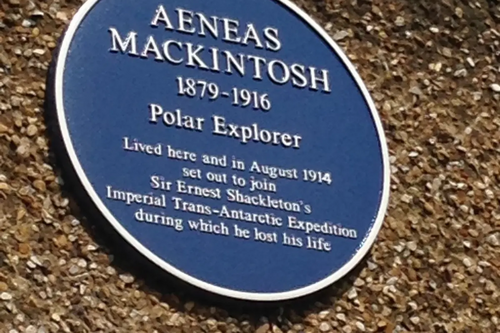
[47, 0, 390, 301]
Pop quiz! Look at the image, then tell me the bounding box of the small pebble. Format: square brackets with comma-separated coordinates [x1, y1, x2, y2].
[336, 313, 346, 322]
[333, 30, 349, 41]
[353, 278, 365, 287]
[463, 257, 473, 268]
[68, 265, 79, 275]
[387, 277, 399, 285]
[355, 322, 366, 331]
[256, 323, 270, 333]
[119, 274, 135, 284]
[395, 16, 405, 26]
[347, 288, 358, 299]
[486, 233, 500, 247]
[0, 292, 12, 300]
[26, 326, 37, 333]
[319, 322, 331, 332]
[342, 325, 352, 333]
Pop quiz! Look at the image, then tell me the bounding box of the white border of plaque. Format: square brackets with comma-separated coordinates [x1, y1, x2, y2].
[51, 0, 391, 302]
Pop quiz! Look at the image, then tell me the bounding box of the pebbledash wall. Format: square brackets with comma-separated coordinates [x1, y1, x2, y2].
[0, 0, 498, 332]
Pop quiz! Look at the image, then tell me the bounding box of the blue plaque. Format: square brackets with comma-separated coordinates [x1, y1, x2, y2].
[46, 0, 390, 301]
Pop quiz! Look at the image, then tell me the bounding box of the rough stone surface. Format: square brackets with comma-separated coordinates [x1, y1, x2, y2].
[0, 0, 499, 332]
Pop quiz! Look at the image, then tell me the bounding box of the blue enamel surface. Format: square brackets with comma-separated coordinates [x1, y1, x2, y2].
[61, 0, 385, 294]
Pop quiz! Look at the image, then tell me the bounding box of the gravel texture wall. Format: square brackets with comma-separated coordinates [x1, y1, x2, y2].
[0, 0, 499, 332]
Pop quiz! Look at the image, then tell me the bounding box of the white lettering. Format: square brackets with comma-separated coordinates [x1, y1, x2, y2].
[176, 8, 196, 34]
[151, 5, 174, 29]
[109, 28, 138, 55]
